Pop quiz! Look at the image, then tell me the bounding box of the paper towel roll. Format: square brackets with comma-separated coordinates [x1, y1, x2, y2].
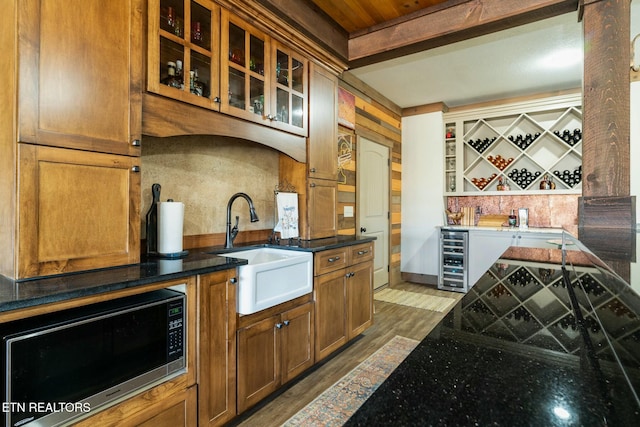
[157, 201, 184, 255]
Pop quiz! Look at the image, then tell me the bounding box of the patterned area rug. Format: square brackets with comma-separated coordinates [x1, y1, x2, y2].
[282, 335, 419, 427]
[374, 288, 456, 312]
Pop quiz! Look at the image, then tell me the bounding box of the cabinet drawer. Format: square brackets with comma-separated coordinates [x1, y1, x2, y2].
[349, 242, 374, 265]
[314, 248, 348, 276]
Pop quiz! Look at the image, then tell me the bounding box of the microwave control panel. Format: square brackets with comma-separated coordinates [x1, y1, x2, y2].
[167, 299, 184, 360]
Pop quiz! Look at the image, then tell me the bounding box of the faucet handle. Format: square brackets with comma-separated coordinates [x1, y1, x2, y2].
[230, 216, 240, 241]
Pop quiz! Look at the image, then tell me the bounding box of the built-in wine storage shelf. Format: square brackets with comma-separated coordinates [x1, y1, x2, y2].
[444, 94, 582, 195]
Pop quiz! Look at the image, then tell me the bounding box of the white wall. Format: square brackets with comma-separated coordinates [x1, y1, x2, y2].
[401, 112, 444, 278]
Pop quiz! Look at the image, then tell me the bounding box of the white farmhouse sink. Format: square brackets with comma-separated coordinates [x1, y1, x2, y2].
[226, 248, 313, 315]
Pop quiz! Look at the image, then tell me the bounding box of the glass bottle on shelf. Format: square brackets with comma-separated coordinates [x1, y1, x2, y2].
[175, 60, 184, 89]
[162, 61, 182, 88]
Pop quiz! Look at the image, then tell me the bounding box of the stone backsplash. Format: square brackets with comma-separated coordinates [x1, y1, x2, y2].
[447, 194, 580, 236]
[141, 135, 279, 238]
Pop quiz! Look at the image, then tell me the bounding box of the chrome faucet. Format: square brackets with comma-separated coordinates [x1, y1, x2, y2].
[225, 193, 259, 248]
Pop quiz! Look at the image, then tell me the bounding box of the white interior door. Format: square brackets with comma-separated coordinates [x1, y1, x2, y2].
[358, 137, 389, 289]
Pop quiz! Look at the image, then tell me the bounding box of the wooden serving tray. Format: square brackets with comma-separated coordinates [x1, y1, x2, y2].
[477, 214, 509, 227]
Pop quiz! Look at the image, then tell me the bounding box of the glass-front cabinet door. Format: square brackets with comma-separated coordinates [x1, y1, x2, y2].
[148, 0, 220, 109]
[220, 11, 269, 124]
[270, 42, 308, 136]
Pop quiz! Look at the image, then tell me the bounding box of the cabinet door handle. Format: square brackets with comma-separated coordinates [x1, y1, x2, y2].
[131, 165, 140, 173]
[357, 250, 369, 255]
[328, 256, 340, 262]
[276, 323, 283, 329]
[131, 139, 141, 147]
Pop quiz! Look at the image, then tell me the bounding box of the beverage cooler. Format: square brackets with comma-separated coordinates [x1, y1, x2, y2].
[438, 228, 469, 293]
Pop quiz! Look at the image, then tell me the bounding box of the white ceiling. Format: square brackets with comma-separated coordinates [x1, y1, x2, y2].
[349, 4, 640, 109]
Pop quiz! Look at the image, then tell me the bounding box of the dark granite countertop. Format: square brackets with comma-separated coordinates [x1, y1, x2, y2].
[347, 233, 640, 426]
[0, 236, 374, 316]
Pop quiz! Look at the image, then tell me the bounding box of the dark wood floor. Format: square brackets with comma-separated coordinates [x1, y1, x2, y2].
[233, 282, 463, 426]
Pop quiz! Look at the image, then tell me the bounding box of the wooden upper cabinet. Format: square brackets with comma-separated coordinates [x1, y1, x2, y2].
[220, 11, 270, 123]
[220, 13, 309, 137]
[148, 0, 221, 110]
[17, 0, 142, 156]
[268, 41, 309, 136]
[308, 62, 338, 180]
[17, 144, 141, 278]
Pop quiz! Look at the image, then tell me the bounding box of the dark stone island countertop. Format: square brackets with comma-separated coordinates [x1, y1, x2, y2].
[0, 236, 375, 315]
[347, 232, 640, 426]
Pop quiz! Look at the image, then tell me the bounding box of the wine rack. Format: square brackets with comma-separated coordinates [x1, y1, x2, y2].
[444, 94, 582, 194]
[455, 259, 640, 367]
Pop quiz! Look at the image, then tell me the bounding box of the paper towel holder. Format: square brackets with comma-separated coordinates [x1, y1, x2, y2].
[145, 183, 189, 259]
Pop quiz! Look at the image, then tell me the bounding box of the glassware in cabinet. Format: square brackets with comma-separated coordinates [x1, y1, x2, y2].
[444, 123, 457, 193]
[221, 14, 268, 122]
[149, 0, 220, 109]
[270, 42, 308, 135]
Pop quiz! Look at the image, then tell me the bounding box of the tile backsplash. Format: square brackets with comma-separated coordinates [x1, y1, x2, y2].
[447, 194, 579, 235]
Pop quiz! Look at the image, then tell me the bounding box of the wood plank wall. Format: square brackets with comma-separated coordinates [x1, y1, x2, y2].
[338, 72, 403, 285]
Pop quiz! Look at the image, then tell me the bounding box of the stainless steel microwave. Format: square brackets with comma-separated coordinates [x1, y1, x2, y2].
[1, 288, 186, 427]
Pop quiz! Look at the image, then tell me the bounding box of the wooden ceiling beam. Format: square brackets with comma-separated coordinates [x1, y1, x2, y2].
[348, 0, 579, 67]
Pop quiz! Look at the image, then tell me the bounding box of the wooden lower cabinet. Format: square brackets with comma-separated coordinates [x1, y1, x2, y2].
[314, 268, 348, 360]
[237, 301, 314, 413]
[198, 270, 237, 427]
[113, 386, 197, 427]
[315, 243, 374, 361]
[347, 260, 374, 338]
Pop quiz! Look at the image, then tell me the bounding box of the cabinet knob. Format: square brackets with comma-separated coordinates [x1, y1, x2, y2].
[131, 165, 141, 173]
[276, 323, 283, 329]
[360, 227, 367, 233]
[310, 167, 316, 173]
[357, 250, 369, 255]
[131, 139, 141, 147]
[328, 256, 340, 263]
[230, 277, 238, 284]
[213, 96, 221, 103]
[310, 183, 316, 188]
[283, 320, 290, 326]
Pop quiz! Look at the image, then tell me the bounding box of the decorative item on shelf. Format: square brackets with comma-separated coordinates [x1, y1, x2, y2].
[507, 168, 540, 189]
[445, 209, 463, 225]
[553, 129, 582, 147]
[486, 154, 513, 171]
[467, 137, 497, 154]
[470, 173, 497, 190]
[552, 165, 582, 187]
[192, 21, 202, 43]
[507, 132, 540, 150]
[508, 209, 517, 227]
[166, 6, 175, 28]
[539, 174, 556, 190]
[446, 127, 455, 138]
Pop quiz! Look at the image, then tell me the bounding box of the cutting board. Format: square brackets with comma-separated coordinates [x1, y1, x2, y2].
[477, 214, 509, 227]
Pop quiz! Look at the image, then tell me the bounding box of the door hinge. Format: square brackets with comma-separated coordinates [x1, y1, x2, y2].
[387, 265, 390, 272]
[387, 158, 391, 167]
[388, 211, 390, 219]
